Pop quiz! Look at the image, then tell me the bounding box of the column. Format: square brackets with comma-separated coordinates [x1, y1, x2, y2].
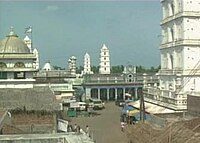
[123, 88, 126, 100]
[98, 88, 100, 99]
[107, 88, 110, 101]
[115, 88, 117, 100]
[85, 88, 91, 100]
[135, 88, 138, 100]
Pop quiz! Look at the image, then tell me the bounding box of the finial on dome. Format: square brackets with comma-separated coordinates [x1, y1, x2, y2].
[7, 26, 18, 37]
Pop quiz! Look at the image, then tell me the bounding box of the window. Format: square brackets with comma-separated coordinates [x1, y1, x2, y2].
[14, 62, 25, 68]
[14, 72, 25, 79]
[0, 62, 7, 68]
[0, 72, 7, 79]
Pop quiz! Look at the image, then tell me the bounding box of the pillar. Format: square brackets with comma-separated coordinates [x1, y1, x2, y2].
[85, 88, 91, 100]
[107, 88, 109, 101]
[98, 88, 100, 99]
[123, 88, 126, 100]
[135, 88, 138, 100]
[115, 88, 117, 100]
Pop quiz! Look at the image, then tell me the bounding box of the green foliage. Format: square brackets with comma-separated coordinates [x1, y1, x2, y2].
[91, 66, 99, 74]
[136, 65, 160, 73]
[76, 66, 84, 74]
[53, 65, 65, 70]
[111, 65, 124, 73]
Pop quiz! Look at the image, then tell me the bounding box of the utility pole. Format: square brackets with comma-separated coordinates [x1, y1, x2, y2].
[140, 91, 146, 122]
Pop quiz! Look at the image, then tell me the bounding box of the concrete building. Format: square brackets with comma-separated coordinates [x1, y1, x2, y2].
[0, 28, 39, 88]
[143, 0, 200, 111]
[82, 53, 93, 75]
[99, 44, 110, 75]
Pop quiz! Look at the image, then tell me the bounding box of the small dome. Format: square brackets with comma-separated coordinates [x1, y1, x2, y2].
[0, 30, 30, 54]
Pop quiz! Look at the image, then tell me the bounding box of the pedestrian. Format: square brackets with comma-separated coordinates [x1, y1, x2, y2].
[121, 121, 125, 132]
[86, 125, 90, 136]
[77, 125, 81, 133]
[74, 123, 77, 132]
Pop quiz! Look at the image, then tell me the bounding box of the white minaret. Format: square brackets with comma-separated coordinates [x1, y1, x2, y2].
[83, 53, 93, 75]
[157, 0, 200, 110]
[68, 56, 77, 75]
[33, 48, 39, 70]
[99, 44, 110, 74]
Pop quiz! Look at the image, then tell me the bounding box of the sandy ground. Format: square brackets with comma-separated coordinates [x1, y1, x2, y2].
[70, 102, 128, 143]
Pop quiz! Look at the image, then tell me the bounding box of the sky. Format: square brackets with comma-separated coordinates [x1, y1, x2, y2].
[0, 0, 161, 69]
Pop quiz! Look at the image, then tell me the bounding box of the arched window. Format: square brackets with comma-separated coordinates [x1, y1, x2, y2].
[14, 62, 25, 68]
[0, 62, 7, 68]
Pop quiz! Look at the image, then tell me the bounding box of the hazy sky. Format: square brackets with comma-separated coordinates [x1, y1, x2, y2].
[0, 0, 161, 68]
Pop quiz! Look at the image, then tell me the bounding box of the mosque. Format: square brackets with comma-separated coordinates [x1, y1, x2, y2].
[0, 27, 39, 88]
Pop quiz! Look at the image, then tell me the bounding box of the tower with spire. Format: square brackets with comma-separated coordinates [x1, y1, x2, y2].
[99, 44, 110, 74]
[82, 53, 93, 75]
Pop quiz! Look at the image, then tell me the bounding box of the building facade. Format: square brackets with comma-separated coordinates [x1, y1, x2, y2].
[144, 0, 200, 111]
[99, 44, 110, 75]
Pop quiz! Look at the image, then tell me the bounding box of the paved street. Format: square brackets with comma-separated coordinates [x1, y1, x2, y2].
[70, 102, 128, 143]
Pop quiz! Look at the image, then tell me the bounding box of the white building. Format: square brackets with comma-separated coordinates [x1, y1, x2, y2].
[99, 44, 110, 74]
[144, 0, 200, 111]
[82, 53, 93, 75]
[0, 28, 39, 88]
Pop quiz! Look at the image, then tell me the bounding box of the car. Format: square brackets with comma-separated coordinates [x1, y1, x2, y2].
[89, 98, 104, 110]
[115, 100, 126, 107]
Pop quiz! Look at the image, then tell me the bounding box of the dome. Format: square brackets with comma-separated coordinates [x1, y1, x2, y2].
[0, 30, 30, 54]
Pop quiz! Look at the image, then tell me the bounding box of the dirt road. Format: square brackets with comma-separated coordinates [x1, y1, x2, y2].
[70, 102, 128, 143]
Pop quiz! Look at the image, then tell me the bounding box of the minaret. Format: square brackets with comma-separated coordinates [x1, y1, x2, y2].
[83, 53, 93, 75]
[99, 44, 110, 74]
[157, 0, 200, 110]
[33, 48, 39, 70]
[68, 56, 77, 75]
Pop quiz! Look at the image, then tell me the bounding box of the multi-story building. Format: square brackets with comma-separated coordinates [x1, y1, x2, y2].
[144, 0, 200, 111]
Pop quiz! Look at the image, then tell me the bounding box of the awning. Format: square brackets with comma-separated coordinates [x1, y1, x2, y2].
[127, 109, 139, 116]
[128, 100, 175, 114]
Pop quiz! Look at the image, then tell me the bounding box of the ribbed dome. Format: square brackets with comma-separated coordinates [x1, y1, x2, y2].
[0, 30, 30, 54]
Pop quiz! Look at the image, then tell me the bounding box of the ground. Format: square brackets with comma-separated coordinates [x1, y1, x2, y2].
[70, 102, 200, 143]
[70, 102, 128, 143]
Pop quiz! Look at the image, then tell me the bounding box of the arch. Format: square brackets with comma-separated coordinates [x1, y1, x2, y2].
[109, 88, 115, 101]
[117, 88, 123, 100]
[91, 88, 98, 99]
[100, 88, 107, 101]
[0, 62, 7, 68]
[14, 62, 25, 68]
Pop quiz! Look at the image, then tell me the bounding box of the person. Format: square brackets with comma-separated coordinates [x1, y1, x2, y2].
[121, 121, 125, 132]
[73, 124, 77, 132]
[86, 125, 89, 136]
[77, 125, 81, 133]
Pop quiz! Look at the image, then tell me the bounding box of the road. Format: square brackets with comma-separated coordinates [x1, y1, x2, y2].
[70, 102, 128, 143]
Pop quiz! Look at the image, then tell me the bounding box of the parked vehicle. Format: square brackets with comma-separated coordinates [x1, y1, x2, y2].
[115, 99, 126, 107]
[70, 102, 86, 111]
[89, 98, 104, 110]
